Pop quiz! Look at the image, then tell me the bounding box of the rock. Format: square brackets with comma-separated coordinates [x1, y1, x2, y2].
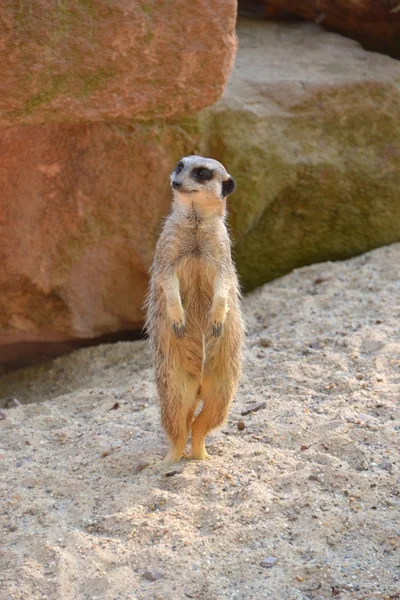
[0, 1, 237, 126]
[309, 473, 323, 482]
[135, 461, 150, 474]
[0, 120, 195, 354]
[165, 470, 180, 478]
[260, 556, 278, 568]
[241, 402, 267, 416]
[237, 421, 246, 431]
[203, 19, 400, 291]
[377, 460, 392, 472]
[142, 570, 165, 582]
[244, 0, 400, 59]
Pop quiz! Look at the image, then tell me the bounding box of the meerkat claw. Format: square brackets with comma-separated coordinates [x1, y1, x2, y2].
[212, 322, 223, 337]
[173, 322, 185, 338]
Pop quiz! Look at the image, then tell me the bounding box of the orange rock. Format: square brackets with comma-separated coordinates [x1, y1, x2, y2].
[0, 121, 197, 353]
[0, 0, 237, 126]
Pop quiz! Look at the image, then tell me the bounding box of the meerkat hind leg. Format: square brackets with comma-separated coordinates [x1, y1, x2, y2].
[163, 437, 189, 465]
[190, 375, 231, 461]
[161, 375, 200, 465]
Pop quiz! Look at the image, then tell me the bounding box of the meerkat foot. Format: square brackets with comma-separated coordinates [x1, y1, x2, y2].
[190, 450, 211, 461]
[163, 449, 184, 465]
[190, 439, 211, 461]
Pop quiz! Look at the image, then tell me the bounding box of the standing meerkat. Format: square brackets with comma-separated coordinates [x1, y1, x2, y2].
[145, 155, 245, 464]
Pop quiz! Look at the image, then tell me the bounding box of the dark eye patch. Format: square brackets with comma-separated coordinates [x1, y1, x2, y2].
[175, 161, 184, 175]
[191, 167, 214, 183]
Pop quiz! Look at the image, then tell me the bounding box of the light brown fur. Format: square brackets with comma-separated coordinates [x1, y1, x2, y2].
[145, 156, 245, 464]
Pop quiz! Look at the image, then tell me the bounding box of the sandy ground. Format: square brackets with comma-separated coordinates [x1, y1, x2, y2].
[0, 244, 399, 600]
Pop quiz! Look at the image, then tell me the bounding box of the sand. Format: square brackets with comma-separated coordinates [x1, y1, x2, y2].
[0, 244, 399, 600]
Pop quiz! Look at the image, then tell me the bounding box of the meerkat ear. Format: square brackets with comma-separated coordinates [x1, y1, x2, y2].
[222, 177, 236, 197]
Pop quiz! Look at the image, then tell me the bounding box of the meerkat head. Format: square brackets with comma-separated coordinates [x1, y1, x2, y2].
[170, 155, 236, 202]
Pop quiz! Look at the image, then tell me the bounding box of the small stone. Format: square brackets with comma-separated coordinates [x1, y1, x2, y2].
[135, 461, 150, 473]
[260, 556, 278, 568]
[309, 340, 321, 350]
[259, 337, 272, 348]
[237, 421, 246, 431]
[377, 459, 392, 472]
[108, 402, 120, 411]
[241, 402, 267, 416]
[142, 570, 164, 582]
[296, 575, 304, 582]
[300, 444, 309, 451]
[165, 470, 179, 477]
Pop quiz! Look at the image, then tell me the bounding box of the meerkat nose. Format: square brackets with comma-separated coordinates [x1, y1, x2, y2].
[172, 181, 182, 189]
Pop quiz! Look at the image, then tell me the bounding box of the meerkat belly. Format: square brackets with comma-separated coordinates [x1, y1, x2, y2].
[177, 255, 215, 327]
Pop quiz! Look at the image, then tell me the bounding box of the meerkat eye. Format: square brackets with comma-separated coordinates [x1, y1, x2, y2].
[175, 162, 184, 175]
[193, 167, 213, 182]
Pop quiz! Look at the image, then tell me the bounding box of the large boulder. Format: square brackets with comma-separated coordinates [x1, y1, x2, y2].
[239, 0, 400, 58]
[203, 19, 400, 290]
[0, 0, 237, 125]
[0, 120, 201, 348]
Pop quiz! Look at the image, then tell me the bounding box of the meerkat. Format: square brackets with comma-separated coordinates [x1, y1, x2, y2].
[145, 155, 245, 464]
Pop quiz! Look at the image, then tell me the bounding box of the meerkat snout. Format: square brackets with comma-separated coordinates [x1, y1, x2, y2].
[170, 155, 236, 199]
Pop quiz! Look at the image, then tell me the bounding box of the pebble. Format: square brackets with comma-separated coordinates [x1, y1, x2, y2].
[259, 337, 272, 348]
[142, 570, 165, 582]
[135, 461, 150, 473]
[377, 460, 392, 472]
[260, 556, 278, 568]
[237, 421, 246, 431]
[241, 402, 267, 416]
[165, 470, 179, 477]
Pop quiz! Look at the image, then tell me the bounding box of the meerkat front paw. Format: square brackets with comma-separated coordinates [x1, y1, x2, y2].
[167, 300, 186, 338]
[209, 297, 228, 337]
[212, 321, 223, 337]
[172, 319, 186, 338]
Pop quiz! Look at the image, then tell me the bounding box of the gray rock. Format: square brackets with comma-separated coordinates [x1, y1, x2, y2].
[142, 571, 165, 582]
[260, 556, 278, 568]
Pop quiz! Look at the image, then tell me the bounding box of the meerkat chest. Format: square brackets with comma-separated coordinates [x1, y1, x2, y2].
[175, 227, 220, 291]
[179, 223, 221, 261]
